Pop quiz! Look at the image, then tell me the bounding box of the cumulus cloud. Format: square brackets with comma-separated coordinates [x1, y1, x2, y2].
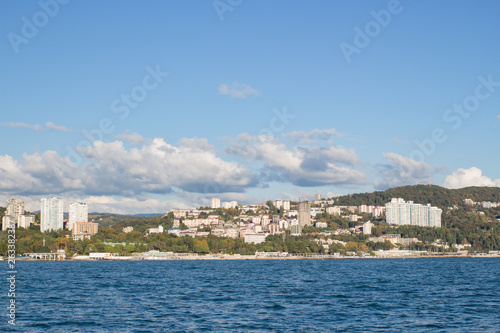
[46, 122, 70, 132]
[0, 122, 42, 131]
[442, 167, 500, 189]
[0, 152, 84, 195]
[0, 193, 190, 215]
[282, 129, 343, 143]
[374, 152, 431, 190]
[218, 82, 259, 99]
[0, 138, 258, 197]
[116, 131, 147, 145]
[225, 134, 366, 187]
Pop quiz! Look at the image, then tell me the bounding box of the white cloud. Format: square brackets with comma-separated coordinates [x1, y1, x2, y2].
[0, 138, 257, 197]
[225, 133, 366, 187]
[442, 167, 500, 189]
[0, 122, 42, 131]
[497, 115, 500, 119]
[282, 129, 343, 143]
[0, 152, 84, 195]
[46, 122, 70, 132]
[0, 193, 190, 215]
[374, 152, 431, 190]
[115, 131, 147, 145]
[218, 82, 260, 99]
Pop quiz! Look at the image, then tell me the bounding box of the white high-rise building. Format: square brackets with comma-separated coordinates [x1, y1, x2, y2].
[18, 214, 35, 229]
[6, 198, 25, 219]
[210, 198, 220, 209]
[68, 202, 88, 230]
[41, 197, 64, 232]
[385, 198, 442, 228]
[275, 200, 290, 211]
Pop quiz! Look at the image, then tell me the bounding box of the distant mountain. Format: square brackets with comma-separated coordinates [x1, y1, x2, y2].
[332, 185, 500, 208]
[89, 212, 161, 217]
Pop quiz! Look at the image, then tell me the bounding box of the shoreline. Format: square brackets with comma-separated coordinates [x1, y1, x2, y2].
[11, 253, 500, 261]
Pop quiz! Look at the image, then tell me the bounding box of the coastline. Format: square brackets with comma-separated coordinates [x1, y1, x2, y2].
[13, 253, 500, 261]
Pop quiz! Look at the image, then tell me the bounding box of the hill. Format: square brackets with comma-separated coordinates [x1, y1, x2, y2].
[332, 185, 500, 208]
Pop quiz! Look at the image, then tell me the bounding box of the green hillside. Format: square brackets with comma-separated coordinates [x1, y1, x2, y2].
[332, 185, 500, 208]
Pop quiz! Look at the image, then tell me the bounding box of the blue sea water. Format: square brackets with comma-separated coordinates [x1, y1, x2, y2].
[2, 258, 500, 332]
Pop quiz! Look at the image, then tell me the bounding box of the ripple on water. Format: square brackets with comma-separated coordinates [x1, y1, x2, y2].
[2, 258, 500, 332]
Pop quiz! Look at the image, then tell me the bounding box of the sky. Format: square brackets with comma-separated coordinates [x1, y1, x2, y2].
[1, 0, 499, 214]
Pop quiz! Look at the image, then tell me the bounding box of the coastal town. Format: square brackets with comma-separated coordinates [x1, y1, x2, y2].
[2, 186, 500, 260]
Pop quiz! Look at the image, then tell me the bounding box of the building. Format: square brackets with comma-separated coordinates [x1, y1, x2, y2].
[6, 198, 25, 218]
[210, 198, 220, 209]
[385, 198, 442, 228]
[147, 225, 164, 235]
[290, 223, 302, 236]
[68, 202, 88, 231]
[363, 221, 374, 235]
[41, 197, 64, 232]
[2, 215, 15, 231]
[298, 201, 311, 226]
[72, 222, 99, 240]
[123, 226, 134, 233]
[326, 206, 341, 215]
[268, 223, 281, 234]
[315, 190, 322, 201]
[482, 201, 493, 209]
[244, 233, 267, 244]
[171, 209, 188, 219]
[315, 222, 328, 228]
[18, 214, 35, 229]
[274, 200, 290, 211]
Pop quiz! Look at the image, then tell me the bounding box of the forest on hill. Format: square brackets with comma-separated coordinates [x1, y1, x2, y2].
[332, 185, 500, 208]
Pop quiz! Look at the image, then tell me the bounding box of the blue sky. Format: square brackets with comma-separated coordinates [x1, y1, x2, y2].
[1, 0, 499, 213]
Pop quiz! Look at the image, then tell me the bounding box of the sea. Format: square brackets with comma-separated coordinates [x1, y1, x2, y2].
[2, 258, 500, 332]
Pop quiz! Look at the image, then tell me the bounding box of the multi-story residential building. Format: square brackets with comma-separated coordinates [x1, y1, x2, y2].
[72, 221, 99, 240]
[123, 226, 134, 233]
[315, 222, 328, 228]
[385, 198, 442, 228]
[41, 197, 64, 232]
[68, 202, 88, 231]
[482, 201, 493, 209]
[326, 206, 341, 215]
[298, 201, 311, 226]
[274, 200, 290, 211]
[18, 214, 35, 229]
[210, 198, 220, 209]
[268, 223, 281, 234]
[372, 206, 384, 217]
[147, 225, 164, 235]
[275, 200, 283, 209]
[6, 198, 25, 218]
[290, 223, 302, 236]
[244, 233, 267, 244]
[463, 198, 475, 205]
[2, 215, 15, 231]
[363, 221, 374, 235]
[261, 215, 270, 227]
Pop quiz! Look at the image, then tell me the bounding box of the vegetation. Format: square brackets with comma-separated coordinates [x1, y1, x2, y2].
[332, 185, 500, 209]
[1, 186, 499, 257]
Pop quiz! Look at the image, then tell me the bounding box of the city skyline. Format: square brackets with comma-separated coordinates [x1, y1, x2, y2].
[1, 1, 500, 214]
